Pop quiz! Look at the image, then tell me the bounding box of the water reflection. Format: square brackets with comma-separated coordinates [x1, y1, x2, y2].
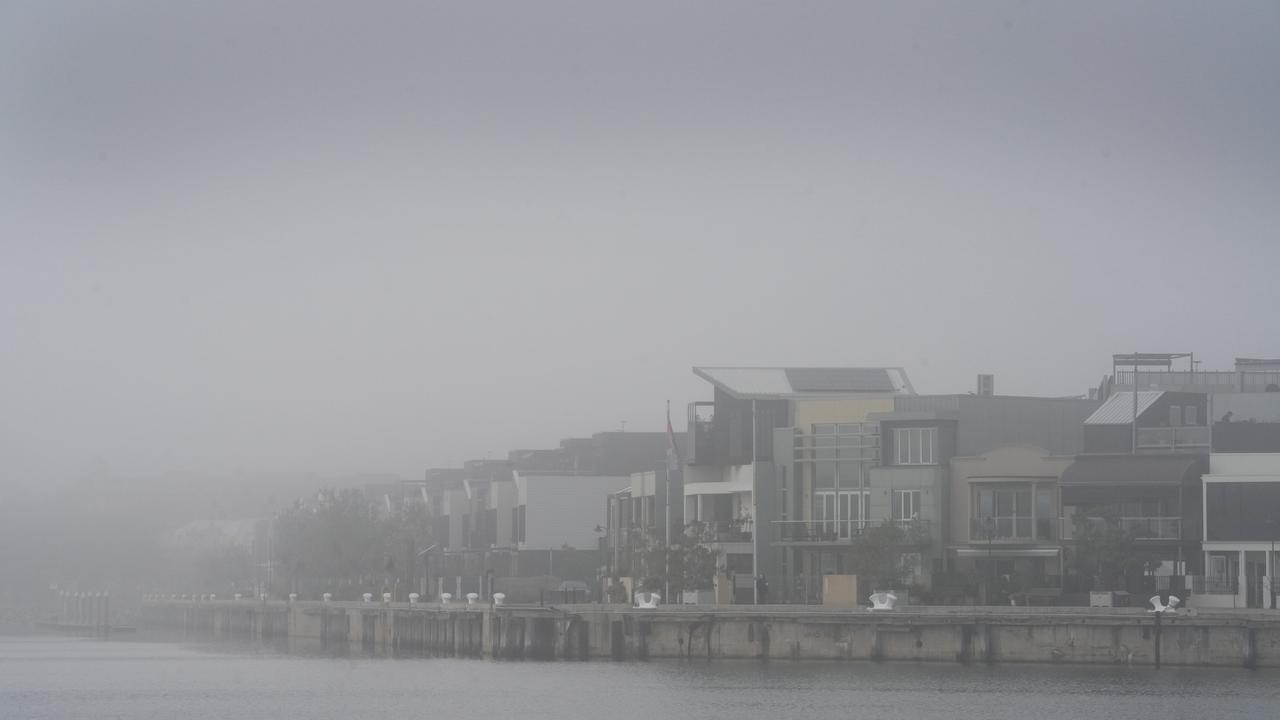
[4, 635, 1280, 720]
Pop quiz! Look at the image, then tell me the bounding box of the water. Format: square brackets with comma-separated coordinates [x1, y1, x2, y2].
[3, 635, 1280, 720]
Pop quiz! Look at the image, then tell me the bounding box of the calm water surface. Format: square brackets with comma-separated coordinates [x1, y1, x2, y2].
[3, 635, 1278, 720]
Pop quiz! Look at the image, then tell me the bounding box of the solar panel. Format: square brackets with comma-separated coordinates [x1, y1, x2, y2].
[784, 368, 894, 393]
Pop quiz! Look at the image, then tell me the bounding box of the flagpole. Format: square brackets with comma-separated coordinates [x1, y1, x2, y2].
[665, 401, 672, 604]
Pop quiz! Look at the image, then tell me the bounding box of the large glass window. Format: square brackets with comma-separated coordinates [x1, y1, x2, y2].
[815, 489, 870, 538]
[894, 427, 937, 465]
[973, 485, 1033, 540]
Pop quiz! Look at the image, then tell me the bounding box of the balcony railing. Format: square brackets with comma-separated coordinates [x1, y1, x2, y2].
[969, 517, 1058, 543]
[688, 520, 753, 543]
[1189, 575, 1238, 595]
[774, 519, 931, 545]
[1073, 516, 1181, 540]
[1115, 369, 1280, 391]
[1118, 516, 1181, 539]
[1136, 425, 1210, 451]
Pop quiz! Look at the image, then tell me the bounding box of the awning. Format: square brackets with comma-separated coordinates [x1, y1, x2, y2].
[1059, 453, 1206, 505]
[954, 548, 1060, 558]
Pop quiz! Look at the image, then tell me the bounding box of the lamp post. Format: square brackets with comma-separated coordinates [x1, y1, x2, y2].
[1269, 521, 1280, 610]
[983, 516, 996, 605]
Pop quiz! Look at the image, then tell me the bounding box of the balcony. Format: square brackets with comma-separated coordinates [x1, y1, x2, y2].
[969, 517, 1058, 543]
[1070, 516, 1181, 540]
[774, 519, 931, 546]
[1114, 369, 1280, 393]
[1118, 516, 1181, 540]
[1136, 426, 1210, 451]
[688, 520, 753, 544]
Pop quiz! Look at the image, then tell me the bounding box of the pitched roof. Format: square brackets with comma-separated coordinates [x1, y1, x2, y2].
[692, 366, 914, 400]
[1084, 391, 1164, 425]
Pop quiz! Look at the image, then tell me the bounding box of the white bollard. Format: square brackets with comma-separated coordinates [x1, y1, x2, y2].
[209, 594, 216, 601]
[322, 593, 332, 602]
[493, 593, 506, 606]
[383, 592, 392, 604]
[408, 593, 419, 604]
[234, 593, 242, 600]
[466, 592, 478, 606]
[362, 593, 373, 603]
[440, 593, 452, 606]
[288, 593, 297, 602]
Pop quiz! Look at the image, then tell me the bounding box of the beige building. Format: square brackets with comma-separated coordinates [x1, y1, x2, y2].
[948, 445, 1073, 602]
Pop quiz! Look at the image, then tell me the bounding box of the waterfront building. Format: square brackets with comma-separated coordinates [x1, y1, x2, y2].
[865, 392, 1098, 600]
[685, 366, 915, 603]
[1196, 422, 1280, 609]
[1058, 389, 1212, 597]
[947, 446, 1074, 604]
[430, 432, 672, 602]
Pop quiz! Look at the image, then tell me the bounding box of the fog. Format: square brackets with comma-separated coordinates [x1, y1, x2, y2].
[3, 0, 1278, 488]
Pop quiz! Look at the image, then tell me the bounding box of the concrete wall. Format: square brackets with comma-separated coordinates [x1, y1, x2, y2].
[794, 397, 896, 428]
[517, 474, 629, 550]
[141, 600, 1280, 668]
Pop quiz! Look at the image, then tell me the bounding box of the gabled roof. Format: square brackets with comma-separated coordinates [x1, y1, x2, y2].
[1084, 391, 1164, 425]
[692, 366, 914, 400]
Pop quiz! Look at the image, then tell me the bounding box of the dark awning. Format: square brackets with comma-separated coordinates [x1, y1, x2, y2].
[1059, 453, 1206, 505]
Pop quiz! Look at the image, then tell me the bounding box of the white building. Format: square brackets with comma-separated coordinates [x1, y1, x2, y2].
[1198, 453, 1280, 609]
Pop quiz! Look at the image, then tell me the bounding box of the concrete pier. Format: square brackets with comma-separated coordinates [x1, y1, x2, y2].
[139, 600, 1280, 668]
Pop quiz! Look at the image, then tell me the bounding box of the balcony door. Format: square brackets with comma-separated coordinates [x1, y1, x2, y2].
[816, 490, 868, 539]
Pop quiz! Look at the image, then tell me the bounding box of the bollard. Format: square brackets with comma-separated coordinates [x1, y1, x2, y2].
[322, 593, 332, 602]
[466, 592, 478, 606]
[363, 593, 373, 603]
[383, 593, 392, 604]
[408, 593, 419, 604]
[288, 593, 297, 602]
[440, 593, 452, 606]
[209, 594, 216, 601]
[493, 593, 506, 606]
[234, 593, 242, 601]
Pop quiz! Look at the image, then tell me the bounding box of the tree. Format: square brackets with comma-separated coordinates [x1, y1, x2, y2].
[635, 522, 721, 600]
[1070, 505, 1161, 591]
[847, 524, 911, 590]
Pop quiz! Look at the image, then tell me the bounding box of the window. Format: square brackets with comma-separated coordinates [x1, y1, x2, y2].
[1169, 404, 1182, 427]
[815, 489, 870, 538]
[892, 490, 922, 521]
[894, 427, 937, 465]
[973, 485, 1033, 540]
[1184, 405, 1198, 426]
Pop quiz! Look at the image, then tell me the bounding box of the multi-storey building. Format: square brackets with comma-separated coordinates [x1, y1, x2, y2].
[685, 366, 915, 602]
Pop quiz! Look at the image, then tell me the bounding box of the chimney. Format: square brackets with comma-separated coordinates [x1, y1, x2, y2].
[977, 374, 995, 396]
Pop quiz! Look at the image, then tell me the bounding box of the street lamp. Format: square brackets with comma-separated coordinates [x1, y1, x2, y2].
[982, 516, 996, 605]
[1268, 521, 1280, 610]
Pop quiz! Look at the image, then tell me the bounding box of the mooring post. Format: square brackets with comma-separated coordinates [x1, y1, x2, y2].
[1153, 612, 1162, 669]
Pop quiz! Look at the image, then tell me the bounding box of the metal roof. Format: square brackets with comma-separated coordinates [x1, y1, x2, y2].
[1084, 391, 1164, 425]
[692, 366, 914, 399]
[1060, 454, 1207, 505]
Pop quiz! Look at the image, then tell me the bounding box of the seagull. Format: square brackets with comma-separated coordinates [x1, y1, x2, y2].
[1149, 595, 1181, 613]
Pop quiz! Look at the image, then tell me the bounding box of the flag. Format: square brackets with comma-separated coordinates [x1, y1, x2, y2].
[666, 400, 681, 472]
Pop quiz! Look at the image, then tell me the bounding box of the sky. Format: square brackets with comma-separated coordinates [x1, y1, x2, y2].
[2, 1, 1278, 485]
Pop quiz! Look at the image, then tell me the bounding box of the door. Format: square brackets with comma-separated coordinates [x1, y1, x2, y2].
[1246, 552, 1266, 609]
